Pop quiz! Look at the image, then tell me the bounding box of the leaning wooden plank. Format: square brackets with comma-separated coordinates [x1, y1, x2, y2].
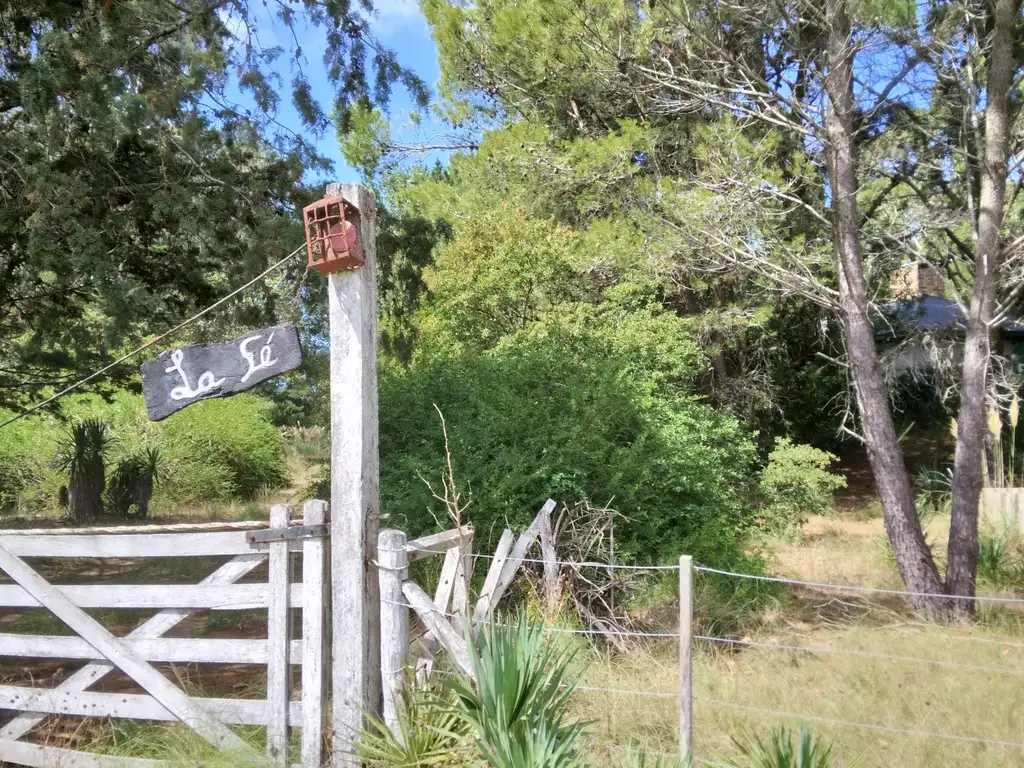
[471, 529, 514, 626]
[473, 510, 545, 625]
[266, 504, 293, 766]
[0, 684, 302, 726]
[0, 583, 301, 609]
[451, 530, 474, 621]
[0, 634, 300, 665]
[300, 500, 329, 768]
[0, 552, 266, 742]
[402, 581, 474, 680]
[0, 542, 247, 751]
[1, 532, 254, 558]
[536, 499, 560, 612]
[405, 526, 473, 563]
[415, 546, 460, 685]
[0, 738, 170, 767]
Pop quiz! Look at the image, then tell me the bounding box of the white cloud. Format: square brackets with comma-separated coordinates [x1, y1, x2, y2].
[371, 0, 424, 34]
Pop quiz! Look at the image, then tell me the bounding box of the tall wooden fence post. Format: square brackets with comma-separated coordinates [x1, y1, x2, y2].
[679, 554, 693, 763]
[266, 503, 293, 766]
[378, 530, 408, 740]
[326, 182, 381, 767]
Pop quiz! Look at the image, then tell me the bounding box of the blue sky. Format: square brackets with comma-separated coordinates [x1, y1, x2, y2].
[227, 0, 443, 185]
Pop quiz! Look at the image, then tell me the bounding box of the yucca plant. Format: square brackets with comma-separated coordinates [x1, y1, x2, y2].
[977, 534, 1012, 585]
[107, 447, 164, 518]
[728, 727, 854, 768]
[57, 419, 112, 520]
[445, 615, 590, 768]
[356, 677, 475, 767]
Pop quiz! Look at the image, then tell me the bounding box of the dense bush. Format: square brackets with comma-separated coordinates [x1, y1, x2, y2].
[758, 438, 846, 530]
[377, 305, 758, 565]
[0, 392, 286, 514]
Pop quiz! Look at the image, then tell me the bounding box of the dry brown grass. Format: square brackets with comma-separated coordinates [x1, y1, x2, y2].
[571, 513, 1024, 767]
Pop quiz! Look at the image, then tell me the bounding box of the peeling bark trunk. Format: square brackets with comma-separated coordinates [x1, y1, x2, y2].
[824, 0, 945, 609]
[946, 0, 1017, 612]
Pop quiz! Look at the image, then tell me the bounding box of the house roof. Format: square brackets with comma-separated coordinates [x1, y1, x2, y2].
[875, 296, 1024, 338]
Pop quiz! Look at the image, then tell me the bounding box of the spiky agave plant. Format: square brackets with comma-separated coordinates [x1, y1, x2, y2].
[356, 677, 475, 767]
[729, 727, 856, 768]
[57, 419, 112, 520]
[445, 615, 590, 768]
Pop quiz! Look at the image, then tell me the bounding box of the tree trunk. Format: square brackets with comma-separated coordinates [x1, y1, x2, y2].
[823, 0, 946, 610]
[946, 0, 1017, 611]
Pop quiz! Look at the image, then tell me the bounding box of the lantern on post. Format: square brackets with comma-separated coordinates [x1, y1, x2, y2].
[303, 196, 364, 274]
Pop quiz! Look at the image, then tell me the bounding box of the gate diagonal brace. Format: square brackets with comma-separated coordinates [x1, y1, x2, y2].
[248, 524, 329, 546]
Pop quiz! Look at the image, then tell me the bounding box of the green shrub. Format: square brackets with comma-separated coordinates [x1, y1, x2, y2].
[0, 410, 62, 514]
[377, 306, 758, 565]
[160, 396, 287, 501]
[0, 391, 287, 515]
[758, 439, 846, 530]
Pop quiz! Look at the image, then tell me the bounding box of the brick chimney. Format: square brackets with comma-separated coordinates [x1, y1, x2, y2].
[891, 262, 946, 299]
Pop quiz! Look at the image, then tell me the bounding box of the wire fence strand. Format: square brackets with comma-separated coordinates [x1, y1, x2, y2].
[695, 696, 1024, 750]
[695, 564, 1024, 605]
[694, 634, 1024, 676]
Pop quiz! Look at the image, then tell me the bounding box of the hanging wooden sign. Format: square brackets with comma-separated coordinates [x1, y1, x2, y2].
[140, 324, 302, 421]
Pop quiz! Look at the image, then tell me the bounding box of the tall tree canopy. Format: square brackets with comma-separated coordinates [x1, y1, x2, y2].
[0, 0, 426, 409]
[354, 0, 1024, 612]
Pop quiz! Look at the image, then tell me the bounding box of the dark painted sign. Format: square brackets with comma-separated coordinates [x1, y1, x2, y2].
[140, 324, 302, 421]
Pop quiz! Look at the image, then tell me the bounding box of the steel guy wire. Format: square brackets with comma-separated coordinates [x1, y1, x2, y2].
[695, 564, 1024, 605]
[694, 696, 1024, 749]
[0, 243, 306, 431]
[694, 634, 1024, 675]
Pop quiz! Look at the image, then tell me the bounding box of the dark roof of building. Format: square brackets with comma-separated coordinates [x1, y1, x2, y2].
[875, 296, 1024, 338]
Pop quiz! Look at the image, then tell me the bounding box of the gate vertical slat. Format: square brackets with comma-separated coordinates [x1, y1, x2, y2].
[301, 500, 329, 768]
[266, 504, 293, 765]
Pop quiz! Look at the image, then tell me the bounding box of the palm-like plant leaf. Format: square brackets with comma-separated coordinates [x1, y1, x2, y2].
[444, 615, 590, 768]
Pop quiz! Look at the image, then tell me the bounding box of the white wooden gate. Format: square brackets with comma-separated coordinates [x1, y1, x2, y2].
[0, 501, 329, 768]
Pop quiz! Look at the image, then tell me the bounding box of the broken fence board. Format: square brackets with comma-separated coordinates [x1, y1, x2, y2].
[0, 542, 248, 752]
[0, 583, 301, 610]
[474, 509, 546, 625]
[0, 634, 302, 665]
[405, 526, 473, 563]
[536, 499, 559, 611]
[452, 532, 474, 621]
[267, 504, 293, 766]
[0, 739, 170, 768]
[415, 546, 460, 685]
[403, 581, 473, 679]
[0, 684, 302, 726]
[0, 552, 266, 743]
[471, 529, 515, 626]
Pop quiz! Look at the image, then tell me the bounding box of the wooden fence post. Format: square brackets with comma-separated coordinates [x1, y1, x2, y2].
[679, 554, 693, 763]
[326, 182, 381, 767]
[378, 529, 408, 740]
[301, 499, 330, 768]
[267, 504, 293, 766]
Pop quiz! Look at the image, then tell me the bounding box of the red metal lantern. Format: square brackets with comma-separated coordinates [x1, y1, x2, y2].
[303, 196, 364, 274]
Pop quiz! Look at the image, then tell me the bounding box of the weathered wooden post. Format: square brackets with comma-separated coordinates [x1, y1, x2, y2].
[304, 183, 382, 766]
[679, 554, 693, 762]
[377, 529, 408, 739]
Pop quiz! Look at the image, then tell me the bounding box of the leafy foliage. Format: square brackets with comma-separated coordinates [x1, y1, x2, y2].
[758, 439, 846, 530]
[0, 0, 426, 409]
[377, 305, 757, 564]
